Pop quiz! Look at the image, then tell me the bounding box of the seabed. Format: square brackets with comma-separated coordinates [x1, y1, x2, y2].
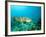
[11, 16, 41, 32]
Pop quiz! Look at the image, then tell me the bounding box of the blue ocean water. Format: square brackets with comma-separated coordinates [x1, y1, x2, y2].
[11, 5, 41, 23]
